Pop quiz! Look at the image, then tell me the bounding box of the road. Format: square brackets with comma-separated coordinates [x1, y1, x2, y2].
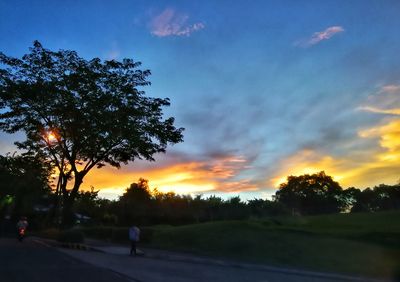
[59, 245, 371, 282]
[0, 236, 389, 282]
[0, 237, 131, 282]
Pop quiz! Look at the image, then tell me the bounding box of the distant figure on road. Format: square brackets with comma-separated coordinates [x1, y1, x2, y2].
[16, 216, 29, 230]
[16, 216, 28, 241]
[129, 225, 140, 256]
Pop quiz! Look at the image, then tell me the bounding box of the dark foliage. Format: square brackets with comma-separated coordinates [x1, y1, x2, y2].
[275, 171, 345, 215]
[69, 176, 400, 226]
[0, 41, 183, 227]
[275, 171, 400, 215]
[351, 184, 400, 212]
[0, 153, 51, 228]
[74, 179, 290, 226]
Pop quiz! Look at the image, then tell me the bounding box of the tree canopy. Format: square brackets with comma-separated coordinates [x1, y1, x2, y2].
[0, 41, 184, 226]
[275, 171, 345, 215]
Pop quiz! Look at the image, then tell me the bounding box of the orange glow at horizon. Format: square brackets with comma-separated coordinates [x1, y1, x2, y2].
[80, 156, 257, 197]
[80, 163, 217, 195]
[272, 117, 400, 189]
[270, 151, 345, 187]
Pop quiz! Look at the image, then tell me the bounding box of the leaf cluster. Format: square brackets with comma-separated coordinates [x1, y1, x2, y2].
[0, 41, 184, 175]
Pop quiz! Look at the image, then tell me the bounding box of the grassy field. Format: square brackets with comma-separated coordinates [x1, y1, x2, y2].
[145, 211, 400, 280]
[66, 211, 400, 279]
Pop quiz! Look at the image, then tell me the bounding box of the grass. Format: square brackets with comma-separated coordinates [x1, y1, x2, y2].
[146, 211, 400, 280]
[39, 211, 400, 279]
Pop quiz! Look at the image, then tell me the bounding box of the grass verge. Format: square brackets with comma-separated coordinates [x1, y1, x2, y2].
[147, 211, 400, 280]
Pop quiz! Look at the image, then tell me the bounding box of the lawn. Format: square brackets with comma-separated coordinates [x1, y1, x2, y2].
[146, 211, 400, 280]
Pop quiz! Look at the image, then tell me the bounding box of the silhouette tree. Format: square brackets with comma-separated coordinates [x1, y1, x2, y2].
[341, 187, 362, 212]
[0, 42, 184, 227]
[222, 196, 249, 219]
[351, 184, 400, 212]
[73, 187, 105, 221]
[275, 171, 345, 215]
[248, 198, 289, 217]
[0, 154, 51, 221]
[373, 184, 400, 210]
[118, 178, 153, 225]
[205, 196, 224, 221]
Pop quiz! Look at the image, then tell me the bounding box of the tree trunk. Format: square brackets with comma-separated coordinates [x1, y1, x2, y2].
[60, 172, 84, 229]
[61, 197, 75, 229]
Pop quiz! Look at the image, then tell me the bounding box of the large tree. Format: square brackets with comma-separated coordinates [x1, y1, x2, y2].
[0, 41, 184, 226]
[275, 171, 345, 215]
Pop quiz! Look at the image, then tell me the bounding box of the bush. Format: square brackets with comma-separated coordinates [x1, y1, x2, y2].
[58, 229, 84, 243]
[78, 226, 114, 240]
[110, 227, 129, 243]
[140, 227, 154, 243]
[34, 228, 61, 240]
[77, 226, 155, 244]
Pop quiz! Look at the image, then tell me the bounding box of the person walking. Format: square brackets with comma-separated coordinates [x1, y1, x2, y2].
[129, 225, 140, 256]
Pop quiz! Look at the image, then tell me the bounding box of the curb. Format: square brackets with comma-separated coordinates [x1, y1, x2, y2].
[31, 237, 95, 252]
[60, 242, 93, 251]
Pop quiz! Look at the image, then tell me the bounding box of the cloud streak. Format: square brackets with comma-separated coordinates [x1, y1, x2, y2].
[150, 8, 205, 37]
[380, 85, 400, 94]
[295, 26, 344, 47]
[358, 106, 400, 116]
[358, 84, 400, 116]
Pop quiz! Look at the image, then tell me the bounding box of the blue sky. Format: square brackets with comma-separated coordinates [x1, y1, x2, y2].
[1, 0, 400, 200]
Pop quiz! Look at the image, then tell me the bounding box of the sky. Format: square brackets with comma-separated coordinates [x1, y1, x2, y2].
[1, 0, 400, 200]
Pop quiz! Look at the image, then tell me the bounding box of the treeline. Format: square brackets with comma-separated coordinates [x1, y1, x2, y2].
[1, 153, 400, 228]
[73, 173, 400, 226]
[73, 179, 289, 226]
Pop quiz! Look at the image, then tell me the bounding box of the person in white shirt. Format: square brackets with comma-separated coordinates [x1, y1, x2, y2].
[129, 225, 140, 256]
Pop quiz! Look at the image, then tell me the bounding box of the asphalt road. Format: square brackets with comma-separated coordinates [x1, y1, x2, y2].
[0, 237, 131, 282]
[59, 246, 365, 282]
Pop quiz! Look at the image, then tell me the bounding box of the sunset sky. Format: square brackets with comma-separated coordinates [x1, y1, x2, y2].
[1, 0, 400, 200]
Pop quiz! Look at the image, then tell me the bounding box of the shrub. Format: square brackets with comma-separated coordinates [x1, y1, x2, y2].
[35, 228, 61, 240]
[58, 229, 84, 243]
[79, 226, 113, 240]
[77, 226, 155, 244]
[110, 227, 129, 243]
[140, 227, 154, 243]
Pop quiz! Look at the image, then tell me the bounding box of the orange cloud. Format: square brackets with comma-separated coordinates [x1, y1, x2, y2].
[80, 155, 255, 198]
[359, 119, 400, 162]
[271, 117, 400, 189]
